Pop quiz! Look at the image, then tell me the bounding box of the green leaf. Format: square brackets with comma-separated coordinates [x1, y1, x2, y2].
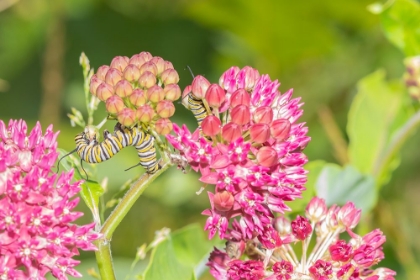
[143, 224, 218, 280]
[286, 160, 325, 213]
[380, 0, 420, 56]
[347, 70, 409, 183]
[315, 164, 377, 213]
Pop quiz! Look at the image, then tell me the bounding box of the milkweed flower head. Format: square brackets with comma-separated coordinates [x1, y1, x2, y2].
[0, 119, 101, 280]
[167, 66, 310, 242]
[90, 52, 181, 135]
[206, 197, 396, 280]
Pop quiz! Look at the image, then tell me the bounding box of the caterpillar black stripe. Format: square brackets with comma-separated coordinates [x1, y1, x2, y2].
[183, 92, 209, 128]
[74, 124, 159, 174]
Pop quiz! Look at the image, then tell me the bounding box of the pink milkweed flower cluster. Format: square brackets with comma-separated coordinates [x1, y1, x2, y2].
[207, 197, 396, 280]
[0, 119, 100, 279]
[167, 66, 310, 245]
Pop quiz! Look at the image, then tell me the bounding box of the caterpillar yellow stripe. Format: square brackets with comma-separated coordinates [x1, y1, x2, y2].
[74, 124, 159, 174]
[182, 92, 209, 128]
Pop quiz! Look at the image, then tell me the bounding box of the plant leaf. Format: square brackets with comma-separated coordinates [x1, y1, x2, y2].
[315, 164, 376, 213]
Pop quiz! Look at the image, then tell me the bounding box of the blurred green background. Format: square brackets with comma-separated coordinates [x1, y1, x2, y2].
[0, 0, 419, 279]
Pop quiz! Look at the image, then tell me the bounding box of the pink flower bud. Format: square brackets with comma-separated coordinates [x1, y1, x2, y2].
[110, 56, 129, 72]
[205, 84, 226, 108]
[115, 80, 133, 98]
[191, 75, 210, 99]
[89, 75, 102, 96]
[164, 84, 181, 101]
[138, 71, 157, 89]
[161, 69, 180, 85]
[151, 56, 165, 75]
[96, 65, 110, 80]
[337, 202, 361, 229]
[230, 105, 250, 125]
[139, 61, 158, 76]
[221, 122, 242, 142]
[96, 83, 114, 101]
[156, 100, 175, 118]
[256, 146, 278, 167]
[117, 108, 136, 127]
[123, 64, 141, 82]
[253, 106, 273, 124]
[230, 89, 251, 108]
[129, 52, 152, 68]
[249, 123, 270, 143]
[129, 89, 147, 107]
[164, 60, 174, 70]
[305, 197, 327, 223]
[270, 119, 291, 141]
[106, 95, 125, 114]
[136, 105, 155, 123]
[219, 66, 240, 92]
[291, 215, 312, 241]
[105, 68, 123, 86]
[147, 85, 165, 103]
[329, 240, 353, 262]
[213, 191, 234, 212]
[155, 118, 173, 135]
[237, 66, 260, 91]
[202, 116, 221, 137]
[273, 216, 291, 236]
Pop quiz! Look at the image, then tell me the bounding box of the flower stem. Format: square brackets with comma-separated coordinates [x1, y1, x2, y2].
[95, 158, 172, 279]
[373, 110, 420, 180]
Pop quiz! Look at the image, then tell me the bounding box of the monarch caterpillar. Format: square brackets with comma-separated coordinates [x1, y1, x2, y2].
[183, 92, 209, 128]
[74, 123, 159, 174]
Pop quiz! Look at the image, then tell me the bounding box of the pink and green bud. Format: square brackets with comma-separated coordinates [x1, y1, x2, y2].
[151, 56, 165, 75]
[110, 56, 129, 72]
[205, 84, 226, 108]
[138, 71, 157, 89]
[305, 197, 327, 223]
[155, 118, 173, 135]
[96, 82, 114, 101]
[164, 60, 174, 70]
[238, 66, 260, 91]
[156, 100, 175, 118]
[136, 105, 155, 123]
[117, 108, 136, 127]
[250, 123, 270, 143]
[161, 68, 180, 85]
[89, 75, 102, 96]
[164, 84, 181, 101]
[115, 80, 133, 98]
[139, 61, 158, 76]
[230, 105, 251, 125]
[123, 64, 141, 82]
[147, 85, 165, 103]
[96, 65, 110, 80]
[222, 122, 242, 142]
[191, 75, 210, 99]
[256, 146, 278, 167]
[213, 191, 235, 212]
[202, 115, 222, 137]
[129, 52, 152, 68]
[253, 106, 273, 124]
[105, 68, 123, 86]
[106, 95, 126, 114]
[270, 119, 291, 141]
[230, 88, 251, 108]
[129, 89, 147, 107]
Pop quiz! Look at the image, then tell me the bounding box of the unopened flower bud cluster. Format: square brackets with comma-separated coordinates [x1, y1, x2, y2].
[207, 197, 396, 280]
[89, 52, 181, 135]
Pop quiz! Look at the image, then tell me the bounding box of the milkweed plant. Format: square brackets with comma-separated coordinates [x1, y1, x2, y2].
[2, 5, 420, 279]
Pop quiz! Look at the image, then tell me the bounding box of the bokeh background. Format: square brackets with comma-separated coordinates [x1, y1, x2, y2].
[0, 0, 418, 279]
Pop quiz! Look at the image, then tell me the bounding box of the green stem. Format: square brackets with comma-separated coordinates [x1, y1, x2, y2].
[373, 110, 420, 179]
[94, 239, 115, 280]
[101, 159, 171, 239]
[95, 159, 172, 279]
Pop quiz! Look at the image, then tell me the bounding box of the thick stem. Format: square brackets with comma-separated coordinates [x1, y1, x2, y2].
[101, 159, 171, 239]
[95, 239, 115, 280]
